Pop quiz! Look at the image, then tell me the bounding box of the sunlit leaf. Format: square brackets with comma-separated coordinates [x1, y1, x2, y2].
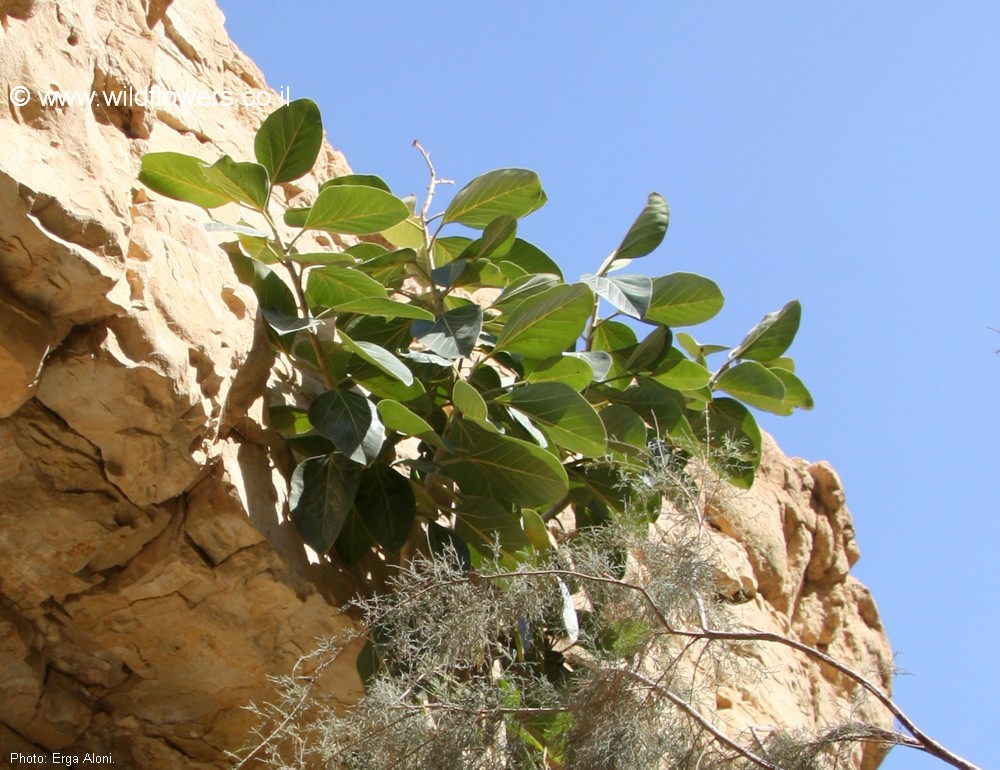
[254, 98, 323, 183]
[443, 169, 547, 228]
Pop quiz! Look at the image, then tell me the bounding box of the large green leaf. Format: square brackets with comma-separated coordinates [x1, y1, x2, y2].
[443, 169, 547, 229]
[715, 361, 789, 414]
[254, 98, 323, 183]
[524, 355, 594, 391]
[454, 497, 530, 560]
[320, 174, 392, 193]
[334, 507, 375, 564]
[459, 216, 517, 260]
[453, 380, 489, 421]
[644, 273, 724, 326]
[304, 185, 409, 235]
[139, 152, 231, 209]
[380, 216, 425, 249]
[495, 283, 593, 358]
[339, 331, 414, 386]
[306, 265, 386, 308]
[566, 351, 613, 382]
[353, 463, 415, 552]
[652, 348, 711, 391]
[498, 383, 607, 457]
[492, 273, 562, 313]
[689, 398, 762, 489]
[612, 192, 670, 263]
[590, 319, 638, 353]
[442, 421, 569, 507]
[205, 155, 269, 210]
[500, 239, 564, 279]
[583, 274, 653, 320]
[599, 403, 648, 459]
[729, 300, 801, 362]
[443, 168, 545, 229]
[290, 453, 363, 553]
[611, 378, 695, 443]
[410, 304, 483, 360]
[308, 389, 385, 465]
[377, 400, 444, 449]
[334, 297, 434, 321]
[770, 367, 814, 410]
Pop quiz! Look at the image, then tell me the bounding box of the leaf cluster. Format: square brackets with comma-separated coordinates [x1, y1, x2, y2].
[139, 97, 811, 572]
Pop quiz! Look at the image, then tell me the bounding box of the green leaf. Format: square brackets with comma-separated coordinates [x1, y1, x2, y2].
[524, 355, 594, 391]
[566, 351, 613, 382]
[500, 239, 564, 279]
[410, 304, 483, 360]
[238, 232, 283, 264]
[522, 509, 551, 551]
[290, 454, 363, 553]
[644, 273, 724, 326]
[285, 251, 357, 266]
[460, 215, 517, 260]
[624, 326, 671, 371]
[730, 300, 802, 362]
[334, 507, 375, 564]
[308, 389, 385, 465]
[771, 367, 814, 410]
[455, 497, 530, 560]
[453, 380, 489, 421]
[675, 332, 729, 364]
[283, 206, 310, 228]
[715, 361, 789, 414]
[380, 216, 425, 249]
[612, 378, 695, 444]
[442, 421, 569, 508]
[306, 265, 386, 308]
[599, 403, 648, 458]
[320, 174, 392, 193]
[612, 192, 670, 263]
[583, 273, 653, 320]
[498, 383, 607, 457]
[495, 283, 593, 358]
[443, 169, 547, 228]
[334, 297, 434, 321]
[377, 400, 444, 449]
[304, 185, 409, 235]
[254, 98, 323, 184]
[591, 319, 638, 353]
[205, 155, 269, 210]
[651, 348, 712, 390]
[354, 463, 415, 551]
[434, 236, 474, 266]
[426, 523, 472, 571]
[689, 398, 762, 489]
[339, 330, 413, 386]
[492, 273, 561, 312]
[139, 152, 231, 209]
[269, 405, 312, 436]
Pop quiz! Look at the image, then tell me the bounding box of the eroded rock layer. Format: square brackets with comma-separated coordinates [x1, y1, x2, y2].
[0, 1, 892, 767]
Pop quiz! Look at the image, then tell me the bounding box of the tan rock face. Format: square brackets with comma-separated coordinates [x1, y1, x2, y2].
[694, 435, 894, 770]
[0, 0, 892, 767]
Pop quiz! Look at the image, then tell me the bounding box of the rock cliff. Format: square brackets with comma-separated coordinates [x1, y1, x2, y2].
[0, 0, 893, 767]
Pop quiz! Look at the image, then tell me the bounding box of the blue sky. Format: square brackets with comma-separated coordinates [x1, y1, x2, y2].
[216, 3, 998, 767]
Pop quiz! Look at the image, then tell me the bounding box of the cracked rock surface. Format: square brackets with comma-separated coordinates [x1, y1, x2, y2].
[1, 0, 359, 765]
[0, 0, 892, 767]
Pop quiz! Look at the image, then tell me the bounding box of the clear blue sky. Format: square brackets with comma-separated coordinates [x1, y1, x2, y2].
[216, 3, 998, 767]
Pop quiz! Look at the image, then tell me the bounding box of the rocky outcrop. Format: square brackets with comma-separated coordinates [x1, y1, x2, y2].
[695, 435, 894, 770]
[0, 0, 360, 765]
[0, 0, 892, 767]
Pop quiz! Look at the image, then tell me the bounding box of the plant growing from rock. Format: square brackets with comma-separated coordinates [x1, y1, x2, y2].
[138, 99, 981, 770]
